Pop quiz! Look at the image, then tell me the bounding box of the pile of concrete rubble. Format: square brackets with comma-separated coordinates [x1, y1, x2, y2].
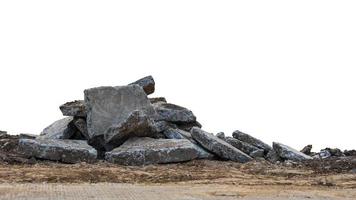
[16, 76, 356, 165]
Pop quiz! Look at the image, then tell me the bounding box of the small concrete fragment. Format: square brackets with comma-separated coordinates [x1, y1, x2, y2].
[149, 97, 167, 104]
[129, 75, 155, 95]
[38, 117, 76, 139]
[300, 145, 313, 155]
[318, 149, 331, 159]
[105, 137, 199, 165]
[104, 110, 156, 150]
[273, 142, 312, 162]
[154, 103, 196, 124]
[85, 85, 156, 146]
[59, 100, 86, 117]
[19, 139, 97, 163]
[266, 150, 281, 163]
[232, 130, 272, 153]
[191, 127, 252, 163]
[225, 137, 264, 158]
[216, 132, 225, 140]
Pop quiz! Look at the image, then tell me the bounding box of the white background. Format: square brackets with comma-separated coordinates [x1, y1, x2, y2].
[1, 1, 355, 151]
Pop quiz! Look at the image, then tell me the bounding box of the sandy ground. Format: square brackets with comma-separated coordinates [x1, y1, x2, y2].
[0, 160, 355, 200]
[0, 183, 355, 200]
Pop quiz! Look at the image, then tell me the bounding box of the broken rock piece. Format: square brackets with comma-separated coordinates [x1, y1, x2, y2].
[105, 137, 199, 165]
[225, 137, 264, 158]
[129, 75, 155, 95]
[59, 100, 86, 117]
[149, 97, 167, 104]
[104, 110, 156, 150]
[191, 127, 252, 163]
[154, 103, 196, 124]
[232, 130, 272, 153]
[85, 85, 156, 144]
[273, 142, 312, 162]
[300, 145, 313, 155]
[38, 117, 77, 139]
[19, 139, 97, 163]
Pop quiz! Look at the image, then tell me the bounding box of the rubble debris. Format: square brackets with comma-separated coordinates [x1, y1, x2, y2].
[104, 110, 157, 151]
[59, 100, 86, 117]
[38, 117, 77, 139]
[152, 121, 177, 133]
[105, 137, 199, 165]
[216, 132, 225, 139]
[154, 103, 196, 124]
[129, 75, 155, 95]
[163, 128, 186, 139]
[149, 97, 167, 104]
[232, 130, 272, 153]
[191, 127, 252, 163]
[318, 149, 332, 159]
[19, 139, 97, 163]
[344, 150, 356, 156]
[2, 75, 354, 167]
[176, 121, 202, 132]
[323, 148, 344, 157]
[85, 85, 155, 148]
[266, 149, 281, 163]
[225, 137, 264, 158]
[300, 145, 313, 155]
[273, 142, 312, 162]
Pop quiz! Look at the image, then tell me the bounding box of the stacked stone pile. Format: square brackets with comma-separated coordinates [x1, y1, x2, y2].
[17, 76, 355, 165]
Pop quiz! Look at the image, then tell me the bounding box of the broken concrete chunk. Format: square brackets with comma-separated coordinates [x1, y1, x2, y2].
[129, 75, 155, 95]
[105, 137, 199, 165]
[216, 132, 225, 140]
[73, 118, 89, 140]
[151, 121, 177, 133]
[273, 142, 312, 162]
[154, 103, 196, 124]
[104, 110, 156, 150]
[191, 127, 252, 163]
[300, 145, 313, 155]
[38, 117, 76, 139]
[85, 85, 156, 143]
[59, 100, 86, 117]
[250, 149, 265, 158]
[232, 130, 272, 153]
[19, 139, 97, 163]
[163, 128, 193, 139]
[177, 121, 202, 132]
[149, 97, 167, 104]
[266, 149, 281, 163]
[225, 137, 264, 158]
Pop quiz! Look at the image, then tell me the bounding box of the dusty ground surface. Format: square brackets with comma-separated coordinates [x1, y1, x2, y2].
[0, 159, 355, 199]
[1, 133, 356, 199]
[1, 183, 356, 200]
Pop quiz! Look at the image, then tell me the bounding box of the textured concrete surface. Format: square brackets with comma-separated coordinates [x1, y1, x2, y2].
[0, 183, 354, 200]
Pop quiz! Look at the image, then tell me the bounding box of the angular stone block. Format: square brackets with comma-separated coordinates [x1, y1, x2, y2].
[105, 137, 199, 165]
[191, 127, 252, 163]
[19, 139, 97, 163]
[232, 130, 272, 153]
[59, 100, 86, 117]
[84, 85, 156, 148]
[38, 117, 76, 139]
[129, 75, 155, 95]
[273, 142, 312, 162]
